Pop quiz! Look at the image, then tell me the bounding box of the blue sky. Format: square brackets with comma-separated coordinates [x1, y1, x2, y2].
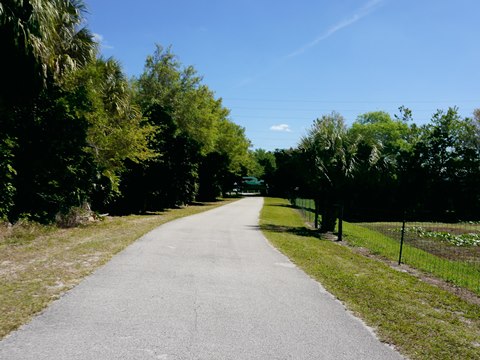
[85, 0, 480, 151]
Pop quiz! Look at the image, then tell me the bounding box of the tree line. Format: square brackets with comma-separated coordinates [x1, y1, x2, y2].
[252, 107, 480, 232]
[0, 1, 252, 223]
[3, 2, 478, 229]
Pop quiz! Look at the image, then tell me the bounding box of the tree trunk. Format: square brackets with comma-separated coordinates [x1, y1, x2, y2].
[320, 206, 337, 232]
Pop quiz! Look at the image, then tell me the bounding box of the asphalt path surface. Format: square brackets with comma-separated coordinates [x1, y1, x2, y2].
[0, 197, 403, 359]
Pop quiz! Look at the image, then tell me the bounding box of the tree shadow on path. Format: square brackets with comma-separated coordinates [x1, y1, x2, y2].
[249, 224, 325, 239]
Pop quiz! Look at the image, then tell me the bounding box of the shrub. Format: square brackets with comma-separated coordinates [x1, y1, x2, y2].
[55, 202, 95, 228]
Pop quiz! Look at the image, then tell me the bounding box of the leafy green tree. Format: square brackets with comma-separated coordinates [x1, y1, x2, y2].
[473, 108, 480, 139]
[250, 149, 276, 179]
[129, 46, 206, 209]
[72, 58, 156, 200]
[348, 109, 416, 211]
[115, 105, 201, 212]
[412, 107, 480, 219]
[136, 45, 222, 153]
[352, 111, 412, 155]
[128, 45, 252, 207]
[214, 119, 252, 174]
[204, 119, 252, 198]
[248, 149, 276, 195]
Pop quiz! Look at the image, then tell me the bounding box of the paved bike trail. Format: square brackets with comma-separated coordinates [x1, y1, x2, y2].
[0, 197, 403, 359]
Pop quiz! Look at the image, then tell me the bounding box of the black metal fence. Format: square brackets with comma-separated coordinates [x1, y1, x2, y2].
[293, 198, 480, 295]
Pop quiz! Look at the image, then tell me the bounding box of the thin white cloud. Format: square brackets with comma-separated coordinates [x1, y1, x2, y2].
[93, 33, 103, 42]
[270, 124, 292, 132]
[235, 77, 255, 88]
[93, 32, 114, 50]
[287, 0, 384, 58]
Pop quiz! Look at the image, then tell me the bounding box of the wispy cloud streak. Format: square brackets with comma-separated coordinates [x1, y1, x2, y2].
[287, 0, 383, 58]
[270, 124, 292, 132]
[93, 33, 114, 50]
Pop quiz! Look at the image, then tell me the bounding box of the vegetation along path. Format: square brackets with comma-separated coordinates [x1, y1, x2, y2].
[0, 197, 401, 360]
[261, 198, 480, 360]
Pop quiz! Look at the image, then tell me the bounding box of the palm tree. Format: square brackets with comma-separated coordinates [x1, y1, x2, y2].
[299, 112, 379, 232]
[0, 0, 95, 103]
[0, 0, 96, 221]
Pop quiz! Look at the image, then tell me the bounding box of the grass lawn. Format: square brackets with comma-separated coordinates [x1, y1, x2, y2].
[0, 199, 235, 339]
[260, 197, 480, 360]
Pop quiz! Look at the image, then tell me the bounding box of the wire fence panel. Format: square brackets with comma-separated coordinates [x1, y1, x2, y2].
[294, 198, 315, 225]
[357, 221, 480, 293]
[292, 198, 480, 295]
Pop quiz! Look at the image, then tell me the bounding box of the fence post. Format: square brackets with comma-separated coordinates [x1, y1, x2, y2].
[314, 199, 319, 229]
[337, 204, 344, 241]
[398, 214, 406, 265]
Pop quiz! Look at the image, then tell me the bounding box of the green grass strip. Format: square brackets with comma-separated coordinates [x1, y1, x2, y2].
[294, 198, 480, 295]
[260, 197, 480, 360]
[344, 222, 480, 295]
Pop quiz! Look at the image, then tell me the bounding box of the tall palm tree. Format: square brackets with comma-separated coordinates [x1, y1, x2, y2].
[0, 0, 96, 221]
[299, 112, 379, 232]
[0, 0, 95, 103]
